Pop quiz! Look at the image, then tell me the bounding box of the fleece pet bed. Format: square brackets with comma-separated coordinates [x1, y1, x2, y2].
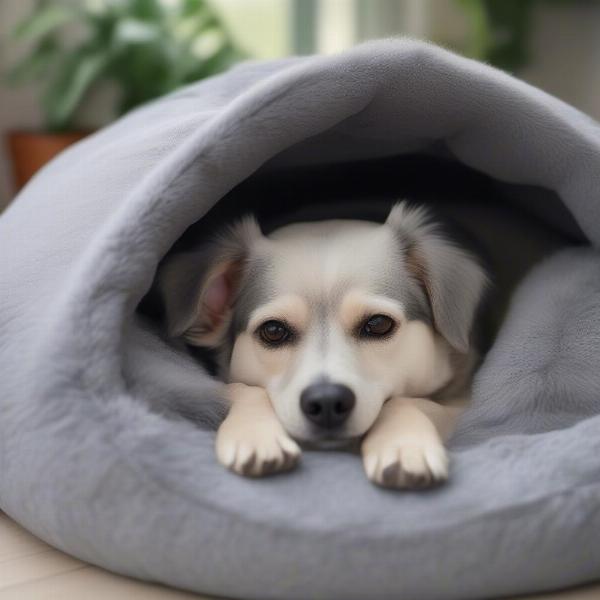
[1, 39, 600, 600]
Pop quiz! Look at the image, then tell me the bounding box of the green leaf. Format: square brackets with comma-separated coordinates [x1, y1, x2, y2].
[182, 0, 207, 17]
[113, 18, 160, 44]
[42, 50, 109, 130]
[456, 0, 538, 71]
[5, 38, 59, 84]
[129, 0, 164, 20]
[13, 4, 80, 41]
[456, 0, 491, 59]
[6, 0, 244, 128]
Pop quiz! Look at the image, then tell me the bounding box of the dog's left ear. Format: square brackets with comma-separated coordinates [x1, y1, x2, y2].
[157, 216, 264, 348]
[386, 202, 488, 353]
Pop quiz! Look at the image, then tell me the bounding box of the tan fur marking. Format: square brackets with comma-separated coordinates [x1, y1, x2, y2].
[404, 243, 433, 309]
[338, 290, 406, 332]
[247, 295, 309, 334]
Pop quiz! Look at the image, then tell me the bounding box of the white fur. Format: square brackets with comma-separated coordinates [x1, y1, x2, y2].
[163, 202, 487, 488]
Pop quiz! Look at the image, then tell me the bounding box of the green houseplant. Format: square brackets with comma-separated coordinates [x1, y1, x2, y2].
[457, 0, 590, 72]
[6, 0, 242, 189]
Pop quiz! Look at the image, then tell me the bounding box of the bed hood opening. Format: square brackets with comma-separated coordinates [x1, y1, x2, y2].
[140, 151, 585, 360]
[170, 151, 586, 245]
[134, 41, 600, 347]
[4, 39, 600, 600]
[112, 37, 600, 438]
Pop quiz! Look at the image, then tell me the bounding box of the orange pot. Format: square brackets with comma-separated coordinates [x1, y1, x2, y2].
[7, 130, 89, 191]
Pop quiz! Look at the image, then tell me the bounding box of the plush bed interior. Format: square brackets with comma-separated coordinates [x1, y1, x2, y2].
[160, 153, 585, 247]
[140, 152, 584, 406]
[4, 40, 600, 600]
[116, 143, 600, 599]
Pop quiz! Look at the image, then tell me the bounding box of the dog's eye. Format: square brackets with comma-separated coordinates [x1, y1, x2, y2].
[360, 314, 395, 338]
[258, 320, 292, 346]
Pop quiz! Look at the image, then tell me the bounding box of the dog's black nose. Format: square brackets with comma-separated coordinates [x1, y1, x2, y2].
[300, 383, 355, 428]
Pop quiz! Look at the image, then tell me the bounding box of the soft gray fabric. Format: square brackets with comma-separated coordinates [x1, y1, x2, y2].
[1, 39, 600, 600]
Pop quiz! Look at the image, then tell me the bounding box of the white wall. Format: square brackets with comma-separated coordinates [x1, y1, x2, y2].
[212, 0, 291, 58]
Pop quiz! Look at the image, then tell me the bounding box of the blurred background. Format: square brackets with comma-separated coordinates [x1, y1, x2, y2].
[2, 0, 600, 211]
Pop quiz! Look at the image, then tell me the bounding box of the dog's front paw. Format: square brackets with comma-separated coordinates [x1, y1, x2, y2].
[361, 435, 448, 490]
[216, 419, 301, 477]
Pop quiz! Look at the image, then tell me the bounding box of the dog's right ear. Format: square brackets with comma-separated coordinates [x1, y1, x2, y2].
[386, 201, 488, 354]
[157, 216, 264, 348]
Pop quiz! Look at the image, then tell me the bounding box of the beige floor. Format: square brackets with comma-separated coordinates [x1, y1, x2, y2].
[1, 512, 598, 600]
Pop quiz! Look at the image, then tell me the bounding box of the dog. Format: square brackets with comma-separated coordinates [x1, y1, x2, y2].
[158, 201, 489, 489]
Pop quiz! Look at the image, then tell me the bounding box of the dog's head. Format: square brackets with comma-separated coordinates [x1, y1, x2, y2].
[159, 202, 487, 445]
